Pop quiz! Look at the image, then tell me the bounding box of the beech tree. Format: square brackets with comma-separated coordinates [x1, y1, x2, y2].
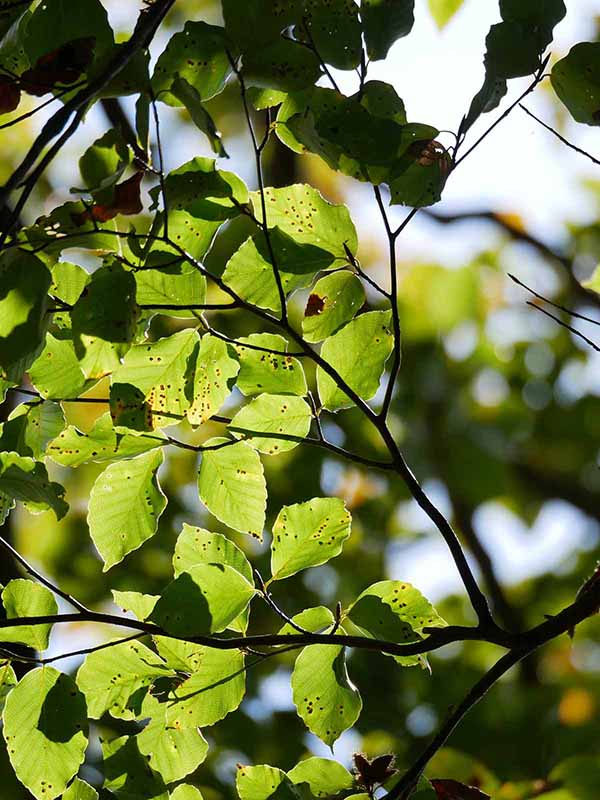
[0, 1, 598, 798]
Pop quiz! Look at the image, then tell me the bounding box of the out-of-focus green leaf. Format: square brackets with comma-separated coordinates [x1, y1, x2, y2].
[428, 0, 464, 29]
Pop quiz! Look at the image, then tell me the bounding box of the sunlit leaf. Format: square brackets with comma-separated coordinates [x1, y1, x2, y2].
[0, 578, 58, 650]
[137, 705, 208, 784]
[63, 778, 99, 800]
[0, 452, 68, 519]
[229, 393, 312, 455]
[0, 400, 65, 460]
[198, 438, 267, 538]
[302, 272, 365, 343]
[102, 735, 168, 800]
[150, 562, 256, 636]
[270, 497, 351, 581]
[291, 642, 362, 746]
[187, 334, 239, 425]
[76, 639, 171, 720]
[317, 311, 393, 411]
[288, 757, 354, 797]
[3, 667, 88, 800]
[235, 334, 307, 397]
[87, 449, 167, 570]
[236, 764, 297, 800]
[28, 333, 86, 399]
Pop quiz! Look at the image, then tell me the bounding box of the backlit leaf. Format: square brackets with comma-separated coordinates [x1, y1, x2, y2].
[317, 311, 393, 411]
[0, 452, 68, 519]
[187, 334, 239, 425]
[1, 578, 58, 650]
[302, 272, 365, 343]
[288, 757, 354, 797]
[87, 449, 167, 570]
[198, 438, 267, 538]
[229, 393, 312, 455]
[3, 667, 88, 800]
[270, 497, 351, 581]
[235, 334, 307, 397]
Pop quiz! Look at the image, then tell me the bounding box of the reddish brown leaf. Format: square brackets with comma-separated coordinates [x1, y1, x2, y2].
[0, 76, 20, 114]
[431, 778, 490, 800]
[305, 293, 325, 317]
[353, 753, 397, 791]
[72, 172, 144, 226]
[21, 37, 96, 96]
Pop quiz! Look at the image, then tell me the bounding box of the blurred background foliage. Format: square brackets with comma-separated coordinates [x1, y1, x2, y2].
[0, 0, 599, 797]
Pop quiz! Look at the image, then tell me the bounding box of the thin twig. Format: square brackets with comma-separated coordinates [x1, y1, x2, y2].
[509, 273, 600, 326]
[527, 302, 600, 352]
[520, 103, 600, 167]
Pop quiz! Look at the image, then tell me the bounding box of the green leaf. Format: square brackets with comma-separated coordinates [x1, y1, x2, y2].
[51, 261, 90, 306]
[24, 0, 113, 64]
[250, 185, 358, 261]
[111, 329, 198, 430]
[187, 334, 239, 425]
[388, 139, 451, 208]
[0, 250, 51, 380]
[87, 449, 167, 570]
[153, 157, 248, 220]
[288, 757, 354, 797]
[361, 0, 415, 61]
[198, 438, 267, 538]
[102, 735, 168, 800]
[173, 523, 253, 632]
[243, 39, 321, 92]
[0, 452, 68, 519]
[152, 22, 232, 104]
[150, 563, 256, 637]
[248, 87, 287, 109]
[71, 261, 138, 379]
[3, 667, 88, 800]
[229, 394, 312, 455]
[154, 638, 247, 728]
[63, 778, 99, 800]
[76, 639, 170, 720]
[112, 590, 158, 620]
[428, 0, 464, 29]
[47, 412, 164, 468]
[78, 129, 130, 192]
[278, 606, 335, 636]
[0, 401, 65, 460]
[346, 580, 446, 666]
[300, 0, 362, 70]
[552, 42, 600, 126]
[291, 643, 362, 746]
[270, 497, 351, 582]
[236, 334, 307, 397]
[28, 334, 86, 399]
[170, 75, 228, 157]
[1, 579, 58, 650]
[317, 311, 393, 411]
[0, 660, 17, 715]
[236, 765, 297, 800]
[170, 788, 203, 800]
[137, 706, 208, 783]
[223, 227, 337, 313]
[135, 252, 206, 318]
[302, 272, 365, 343]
